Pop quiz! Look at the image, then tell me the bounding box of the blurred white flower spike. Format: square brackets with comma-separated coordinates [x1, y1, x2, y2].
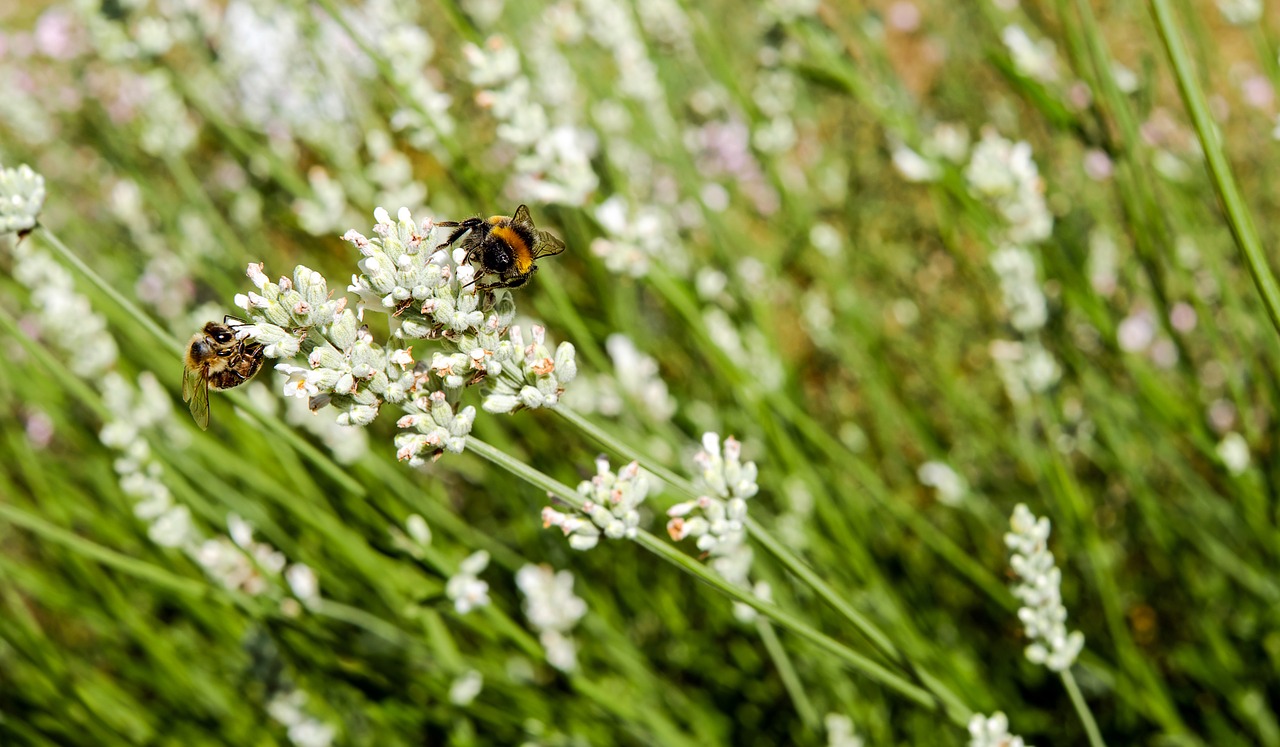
[968, 712, 1031, 747]
[516, 564, 588, 672]
[0, 163, 46, 235]
[1005, 504, 1085, 672]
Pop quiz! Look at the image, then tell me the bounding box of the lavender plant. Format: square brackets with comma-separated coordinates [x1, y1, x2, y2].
[4, 0, 1280, 743]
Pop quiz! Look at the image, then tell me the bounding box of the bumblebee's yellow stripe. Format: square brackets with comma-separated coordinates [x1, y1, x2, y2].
[490, 225, 533, 272]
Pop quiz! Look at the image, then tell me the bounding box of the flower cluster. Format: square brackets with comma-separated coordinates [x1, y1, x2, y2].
[234, 207, 578, 462]
[590, 195, 682, 278]
[463, 36, 598, 206]
[967, 712, 1030, 747]
[515, 564, 588, 672]
[446, 550, 491, 615]
[1005, 504, 1085, 672]
[267, 689, 337, 747]
[989, 245, 1048, 334]
[1001, 25, 1059, 84]
[239, 261, 419, 428]
[890, 123, 970, 184]
[197, 515, 320, 615]
[917, 461, 968, 506]
[605, 334, 676, 420]
[666, 434, 765, 620]
[965, 129, 1053, 246]
[395, 392, 476, 466]
[0, 162, 46, 234]
[543, 457, 650, 551]
[964, 131, 1059, 405]
[990, 339, 1062, 406]
[10, 242, 117, 377]
[480, 324, 578, 414]
[666, 433, 759, 552]
[99, 372, 189, 547]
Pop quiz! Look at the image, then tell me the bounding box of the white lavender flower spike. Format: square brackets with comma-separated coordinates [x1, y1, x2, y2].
[543, 457, 650, 550]
[1005, 503, 1085, 672]
[967, 712, 1031, 747]
[0, 163, 46, 234]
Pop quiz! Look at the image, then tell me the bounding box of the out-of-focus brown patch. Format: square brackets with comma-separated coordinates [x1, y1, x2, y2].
[1129, 603, 1158, 646]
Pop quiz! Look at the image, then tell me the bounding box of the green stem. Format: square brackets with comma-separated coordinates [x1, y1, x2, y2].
[1149, 0, 1280, 338]
[554, 406, 972, 718]
[1062, 668, 1107, 747]
[37, 228, 183, 356]
[463, 435, 967, 724]
[0, 503, 220, 602]
[756, 618, 820, 730]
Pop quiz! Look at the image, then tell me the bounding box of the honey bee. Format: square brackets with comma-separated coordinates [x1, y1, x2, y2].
[182, 316, 264, 430]
[437, 204, 566, 290]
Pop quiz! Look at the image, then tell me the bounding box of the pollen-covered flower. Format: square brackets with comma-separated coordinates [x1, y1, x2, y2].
[1005, 504, 1085, 672]
[542, 457, 651, 550]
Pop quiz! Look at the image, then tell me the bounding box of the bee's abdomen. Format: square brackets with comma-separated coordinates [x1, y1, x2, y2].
[489, 224, 536, 273]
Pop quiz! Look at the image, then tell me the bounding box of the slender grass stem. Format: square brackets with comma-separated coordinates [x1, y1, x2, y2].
[1063, 668, 1107, 747]
[1149, 0, 1280, 338]
[756, 618, 820, 730]
[37, 228, 183, 356]
[0, 503, 222, 602]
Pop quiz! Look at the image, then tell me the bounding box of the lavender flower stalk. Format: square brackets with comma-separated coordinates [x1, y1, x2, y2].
[1005, 504, 1085, 672]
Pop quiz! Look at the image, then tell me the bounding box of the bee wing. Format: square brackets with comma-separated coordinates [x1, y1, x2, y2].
[185, 367, 211, 431]
[511, 204, 533, 227]
[532, 230, 566, 258]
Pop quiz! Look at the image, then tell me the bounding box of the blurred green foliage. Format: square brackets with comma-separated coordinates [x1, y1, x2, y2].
[2, 0, 1280, 744]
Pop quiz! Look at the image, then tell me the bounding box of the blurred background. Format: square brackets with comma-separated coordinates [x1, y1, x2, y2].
[2, 0, 1279, 744]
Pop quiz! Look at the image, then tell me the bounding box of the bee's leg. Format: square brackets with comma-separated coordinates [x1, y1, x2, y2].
[437, 219, 482, 249]
[477, 268, 533, 292]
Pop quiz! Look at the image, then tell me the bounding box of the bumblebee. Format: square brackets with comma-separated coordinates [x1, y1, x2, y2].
[182, 316, 264, 430]
[437, 204, 566, 290]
